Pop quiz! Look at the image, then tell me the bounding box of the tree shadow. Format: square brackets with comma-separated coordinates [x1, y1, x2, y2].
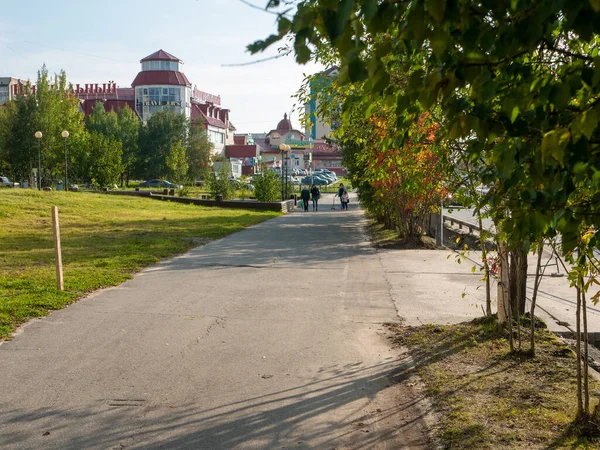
[0, 359, 431, 449]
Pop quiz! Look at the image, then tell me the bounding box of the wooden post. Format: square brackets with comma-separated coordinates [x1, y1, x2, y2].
[52, 206, 64, 291]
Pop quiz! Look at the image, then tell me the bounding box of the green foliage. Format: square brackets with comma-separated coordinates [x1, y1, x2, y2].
[87, 132, 123, 188]
[138, 110, 187, 179]
[166, 140, 189, 186]
[0, 66, 85, 186]
[207, 162, 234, 200]
[252, 0, 600, 253]
[253, 169, 281, 202]
[186, 119, 212, 182]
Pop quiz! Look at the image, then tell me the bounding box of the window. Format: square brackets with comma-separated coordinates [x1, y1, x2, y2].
[142, 61, 179, 71]
[209, 130, 224, 144]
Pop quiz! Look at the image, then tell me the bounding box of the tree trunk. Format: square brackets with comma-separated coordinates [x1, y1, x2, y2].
[509, 246, 528, 317]
[530, 242, 544, 354]
[582, 274, 590, 415]
[477, 214, 492, 316]
[576, 284, 583, 417]
[498, 240, 514, 352]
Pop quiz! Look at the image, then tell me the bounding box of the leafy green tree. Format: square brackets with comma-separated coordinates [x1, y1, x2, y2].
[251, 0, 600, 420]
[85, 103, 139, 185]
[138, 110, 187, 179]
[166, 140, 189, 186]
[186, 118, 212, 183]
[0, 66, 84, 186]
[207, 162, 234, 200]
[87, 132, 123, 188]
[254, 169, 281, 202]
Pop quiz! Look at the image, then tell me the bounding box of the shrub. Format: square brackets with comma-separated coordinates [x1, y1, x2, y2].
[254, 170, 281, 202]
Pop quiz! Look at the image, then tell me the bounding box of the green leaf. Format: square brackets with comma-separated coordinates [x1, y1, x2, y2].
[590, 0, 600, 12]
[541, 128, 570, 166]
[425, 0, 446, 22]
[277, 17, 292, 37]
[510, 105, 520, 123]
[571, 109, 598, 141]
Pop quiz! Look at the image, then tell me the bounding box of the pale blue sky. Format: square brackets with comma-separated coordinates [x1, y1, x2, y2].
[0, 0, 321, 133]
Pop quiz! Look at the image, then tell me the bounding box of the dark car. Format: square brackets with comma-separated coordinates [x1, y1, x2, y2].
[0, 176, 19, 187]
[139, 179, 182, 189]
[301, 176, 329, 186]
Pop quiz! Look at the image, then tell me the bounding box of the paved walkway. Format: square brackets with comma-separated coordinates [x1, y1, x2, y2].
[0, 194, 430, 450]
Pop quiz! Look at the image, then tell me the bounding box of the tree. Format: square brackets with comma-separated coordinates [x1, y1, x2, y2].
[254, 169, 281, 202]
[87, 132, 123, 188]
[186, 118, 212, 183]
[207, 162, 234, 200]
[85, 102, 140, 185]
[166, 140, 188, 186]
[251, 0, 600, 420]
[0, 66, 84, 186]
[138, 110, 187, 179]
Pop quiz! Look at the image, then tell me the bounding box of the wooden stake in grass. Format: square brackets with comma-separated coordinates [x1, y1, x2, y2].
[52, 206, 64, 291]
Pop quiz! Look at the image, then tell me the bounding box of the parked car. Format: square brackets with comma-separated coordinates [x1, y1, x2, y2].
[0, 176, 19, 187]
[139, 179, 183, 189]
[301, 176, 329, 186]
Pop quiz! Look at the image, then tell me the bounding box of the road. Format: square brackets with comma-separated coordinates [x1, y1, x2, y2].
[441, 207, 600, 335]
[0, 194, 430, 450]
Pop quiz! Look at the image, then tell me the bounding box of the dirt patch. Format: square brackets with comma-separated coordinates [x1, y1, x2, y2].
[385, 320, 600, 449]
[367, 221, 439, 250]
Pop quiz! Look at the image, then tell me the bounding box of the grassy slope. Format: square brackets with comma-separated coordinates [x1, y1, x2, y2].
[390, 320, 600, 449]
[0, 190, 279, 338]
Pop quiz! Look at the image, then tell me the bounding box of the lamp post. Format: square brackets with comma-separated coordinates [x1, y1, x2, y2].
[34, 131, 43, 190]
[61, 130, 69, 191]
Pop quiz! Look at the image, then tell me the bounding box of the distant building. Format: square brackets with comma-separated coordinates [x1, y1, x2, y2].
[304, 66, 339, 140]
[3, 49, 235, 156]
[245, 112, 344, 175]
[0, 77, 26, 104]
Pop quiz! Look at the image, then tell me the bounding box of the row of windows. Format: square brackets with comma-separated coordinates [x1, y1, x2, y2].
[142, 61, 179, 71]
[136, 87, 182, 103]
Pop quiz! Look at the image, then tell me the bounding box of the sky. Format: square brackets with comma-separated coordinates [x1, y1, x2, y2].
[0, 0, 322, 134]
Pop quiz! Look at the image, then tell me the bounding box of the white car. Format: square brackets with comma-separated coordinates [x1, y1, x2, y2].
[0, 176, 19, 187]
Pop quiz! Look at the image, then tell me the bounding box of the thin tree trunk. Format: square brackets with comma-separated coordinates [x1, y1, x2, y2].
[576, 284, 583, 417]
[478, 214, 492, 316]
[530, 242, 544, 354]
[582, 273, 590, 416]
[498, 240, 514, 351]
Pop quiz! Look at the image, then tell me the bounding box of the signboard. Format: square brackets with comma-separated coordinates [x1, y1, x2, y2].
[142, 100, 182, 107]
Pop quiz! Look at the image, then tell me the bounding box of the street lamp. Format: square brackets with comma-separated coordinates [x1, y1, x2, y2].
[61, 130, 69, 191]
[34, 131, 43, 190]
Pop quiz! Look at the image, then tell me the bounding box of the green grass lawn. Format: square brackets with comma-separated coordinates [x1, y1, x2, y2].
[0, 190, 280, 338]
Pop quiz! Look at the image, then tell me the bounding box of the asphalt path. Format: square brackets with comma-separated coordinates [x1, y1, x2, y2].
[0, 193, 429, 449]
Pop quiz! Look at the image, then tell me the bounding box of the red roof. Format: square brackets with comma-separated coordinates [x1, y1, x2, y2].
[234, 135, 246, 145]
[225, 145, 260, 158]
[80, 99, 137, 117]
[140, 49, 181, 63]
[131, 71, 191, 87]
[191, 103, 227, 129]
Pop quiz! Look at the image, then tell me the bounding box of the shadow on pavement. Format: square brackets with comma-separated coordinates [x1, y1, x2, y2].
[0, 359, 430, 450]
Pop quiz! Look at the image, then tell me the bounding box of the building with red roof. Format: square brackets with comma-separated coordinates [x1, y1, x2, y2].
[59, 49, 235, 155]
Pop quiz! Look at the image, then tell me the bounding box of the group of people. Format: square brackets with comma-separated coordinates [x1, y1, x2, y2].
[299, 183, 349, 212]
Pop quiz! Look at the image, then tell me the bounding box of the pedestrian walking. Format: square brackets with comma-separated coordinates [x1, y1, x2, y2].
[336, 183, 349, 210]
[311, 184, 321, 211]
[300, 185, 310, 212]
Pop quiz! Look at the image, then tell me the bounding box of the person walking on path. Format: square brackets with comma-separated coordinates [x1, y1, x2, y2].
[300, 185, 311, 212]
[311, 184, 321, 212]
[336, 183, 349, 210]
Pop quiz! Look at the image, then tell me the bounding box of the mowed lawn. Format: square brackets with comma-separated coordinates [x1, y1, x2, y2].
[0, 190, 280, 338]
